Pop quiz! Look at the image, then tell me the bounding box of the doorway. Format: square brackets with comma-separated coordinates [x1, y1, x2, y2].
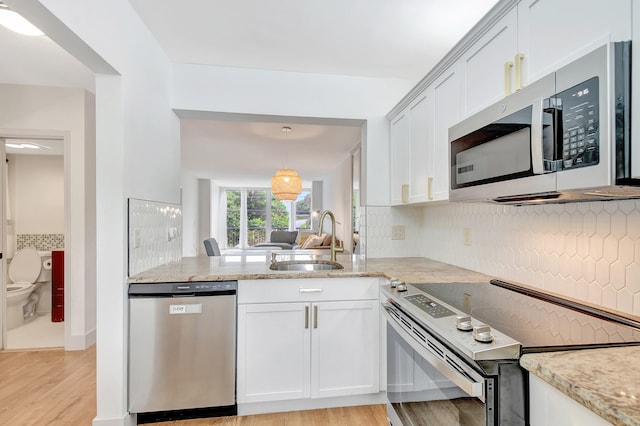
[1, 133, 66, 350]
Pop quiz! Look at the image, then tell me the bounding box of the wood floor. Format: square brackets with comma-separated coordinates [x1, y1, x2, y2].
[0, 346, 387, 425]
[0, 346, 96, 425]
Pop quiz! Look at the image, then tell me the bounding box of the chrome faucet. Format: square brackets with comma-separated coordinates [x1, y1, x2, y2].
[317, 209, 344, 262]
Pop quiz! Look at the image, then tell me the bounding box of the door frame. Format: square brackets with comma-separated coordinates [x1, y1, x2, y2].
[0, 128, 68, 350]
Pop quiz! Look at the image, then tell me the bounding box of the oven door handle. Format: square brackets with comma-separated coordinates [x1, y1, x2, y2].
[383, 306, 485, 401]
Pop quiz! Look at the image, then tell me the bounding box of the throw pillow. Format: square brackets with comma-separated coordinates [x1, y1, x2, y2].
[301, 234, 325, 249]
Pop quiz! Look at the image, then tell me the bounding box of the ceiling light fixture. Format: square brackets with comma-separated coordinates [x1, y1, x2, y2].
[271, 126, 302, 201]
[0, 2, 44, 36]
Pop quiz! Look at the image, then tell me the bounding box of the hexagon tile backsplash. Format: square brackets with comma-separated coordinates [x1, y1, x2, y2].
[365, 199, 640, 317]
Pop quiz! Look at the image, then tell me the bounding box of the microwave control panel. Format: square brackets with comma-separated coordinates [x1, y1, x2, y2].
[558, 77, 599, 169]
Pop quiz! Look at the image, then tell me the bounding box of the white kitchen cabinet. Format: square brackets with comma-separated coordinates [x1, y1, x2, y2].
[237, 278, 380, 404]
[529, 374, 611, 426]
[461, 0, 632, 118]
[311, 300, 379, 398]
[390, 109, 410, 204]
[407, 93, 434, 203]
[517, 0, 632, 85]
[431, 65, 462, 201]
[389, 90, 444, 205]
[461, 7, 518, 116]
[387, 0, 633, 205]
[237, 302, 311, 402]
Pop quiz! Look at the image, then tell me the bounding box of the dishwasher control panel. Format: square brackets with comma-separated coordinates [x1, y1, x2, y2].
[129, 280, 237, 296]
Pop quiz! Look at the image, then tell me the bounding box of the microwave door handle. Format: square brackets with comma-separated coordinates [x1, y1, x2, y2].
[531, 97, 545, 174]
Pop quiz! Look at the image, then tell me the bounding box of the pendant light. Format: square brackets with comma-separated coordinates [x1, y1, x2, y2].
[271, 126, 302, 201]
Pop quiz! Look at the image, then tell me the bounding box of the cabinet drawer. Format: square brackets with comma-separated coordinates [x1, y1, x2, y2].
[238, 277, 381, 304]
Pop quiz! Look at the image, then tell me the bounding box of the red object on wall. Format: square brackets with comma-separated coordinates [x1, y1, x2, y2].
[51, 250, 64, 322]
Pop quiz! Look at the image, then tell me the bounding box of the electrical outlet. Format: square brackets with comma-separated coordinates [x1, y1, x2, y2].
[391, 225, 405, 240]
[167, 227, 178, 241]
[463, 227, 472, 246]
[134, 229, 142, 248]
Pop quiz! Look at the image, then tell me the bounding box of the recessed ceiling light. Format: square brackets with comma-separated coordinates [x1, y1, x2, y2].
[5, 143, 23, 149]
[0, 2, 44, 36]
[21, 144, 40, 149]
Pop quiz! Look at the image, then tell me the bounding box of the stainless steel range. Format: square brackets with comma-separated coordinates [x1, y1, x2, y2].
[381, 279, 640, 426]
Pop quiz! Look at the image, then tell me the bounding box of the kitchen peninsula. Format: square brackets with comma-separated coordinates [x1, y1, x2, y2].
[129, 254, 640, 426]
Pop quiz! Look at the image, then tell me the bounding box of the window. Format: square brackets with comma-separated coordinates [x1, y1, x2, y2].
[295, 191, 312, 230]
[247, 190, 267, 245]
[223, 188, 311, 248]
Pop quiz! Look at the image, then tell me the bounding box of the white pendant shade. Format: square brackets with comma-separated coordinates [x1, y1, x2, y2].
[271, 169, 302, 201]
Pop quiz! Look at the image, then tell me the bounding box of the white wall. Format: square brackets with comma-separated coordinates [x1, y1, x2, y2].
[172, 64, 411, 207]
[0, 84, 95, 351]
[181, 172, 199, 257]
[25, 1, 180, 425]
[8, 154, 64, 235]
[321, 154, 353, 251]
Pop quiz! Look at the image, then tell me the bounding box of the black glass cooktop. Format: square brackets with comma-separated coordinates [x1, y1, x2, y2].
[410, 280, 640, 353]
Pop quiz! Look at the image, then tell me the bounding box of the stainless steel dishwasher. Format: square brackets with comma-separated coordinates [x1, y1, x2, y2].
[128, 281, 237, 423]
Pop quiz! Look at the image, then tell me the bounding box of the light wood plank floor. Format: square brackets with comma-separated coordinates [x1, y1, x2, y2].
[0, 346, 96, 425]
[0, 346, 387, 425]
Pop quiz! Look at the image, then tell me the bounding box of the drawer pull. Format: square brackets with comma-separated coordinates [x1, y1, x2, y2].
[299, 288, 323, 293]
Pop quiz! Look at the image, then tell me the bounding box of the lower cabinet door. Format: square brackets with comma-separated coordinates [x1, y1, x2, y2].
[237, 302, 311, 403]
[311, 300, 380, 398]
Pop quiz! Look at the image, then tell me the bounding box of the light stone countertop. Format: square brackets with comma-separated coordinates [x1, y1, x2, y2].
[127, 253, 493, 283]
[521, 347, 640, 426]
[128, 253, 640, 425]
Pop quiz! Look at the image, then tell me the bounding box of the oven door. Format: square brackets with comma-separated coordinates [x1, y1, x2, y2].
[384, 306, 495, 426]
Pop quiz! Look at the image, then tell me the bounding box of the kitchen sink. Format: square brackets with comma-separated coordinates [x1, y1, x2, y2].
[269, 260, 344, 271]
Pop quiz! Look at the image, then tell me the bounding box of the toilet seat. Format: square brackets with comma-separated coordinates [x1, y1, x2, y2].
[8, 248, 42, 285]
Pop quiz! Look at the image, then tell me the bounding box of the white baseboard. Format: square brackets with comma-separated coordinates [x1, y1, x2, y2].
[238, 392, 386, 416]
[92, 413, 136, 426]
[65, 327, 96, 350]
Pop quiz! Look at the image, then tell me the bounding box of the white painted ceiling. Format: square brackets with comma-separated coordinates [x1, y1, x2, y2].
[0, 0, 499, 186]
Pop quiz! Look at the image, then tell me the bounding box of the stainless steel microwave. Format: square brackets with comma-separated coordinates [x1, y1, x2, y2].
[449, 41, 637, 204]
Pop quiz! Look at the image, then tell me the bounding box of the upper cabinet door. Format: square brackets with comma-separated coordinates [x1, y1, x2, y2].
[518, 0, 632, 85]
[432, 64, 462, 201]
[390, 110, 410, 205]
[461, 7, 518, 116]
[408, 92, 434, 203]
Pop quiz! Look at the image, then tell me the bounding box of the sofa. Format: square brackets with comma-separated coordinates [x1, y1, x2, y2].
[253, 230, 299, 250]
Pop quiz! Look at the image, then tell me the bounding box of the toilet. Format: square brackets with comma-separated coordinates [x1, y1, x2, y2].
[6, 248, 46, 330]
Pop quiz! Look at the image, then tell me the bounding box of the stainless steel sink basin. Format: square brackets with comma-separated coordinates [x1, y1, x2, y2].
[269, 260, 344, 271]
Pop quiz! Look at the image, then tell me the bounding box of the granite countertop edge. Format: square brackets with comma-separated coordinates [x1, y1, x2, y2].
[521, 347, 640, 426]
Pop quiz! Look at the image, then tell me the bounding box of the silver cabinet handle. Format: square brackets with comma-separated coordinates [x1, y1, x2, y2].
[299, 288, 322, 293]
[313, 305, 318, 329]
[305, 305, 309, 329]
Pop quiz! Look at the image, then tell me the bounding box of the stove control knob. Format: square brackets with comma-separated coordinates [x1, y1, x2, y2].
[396, 282, 408, 292]
[456, 315, 473, 331]
[473, 324, 494, 343]
[390, 279, 399, 288]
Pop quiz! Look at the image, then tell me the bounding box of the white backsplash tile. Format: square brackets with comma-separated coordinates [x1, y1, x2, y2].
[128, 198, 182, 276]
[365, 199, 640, 317]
